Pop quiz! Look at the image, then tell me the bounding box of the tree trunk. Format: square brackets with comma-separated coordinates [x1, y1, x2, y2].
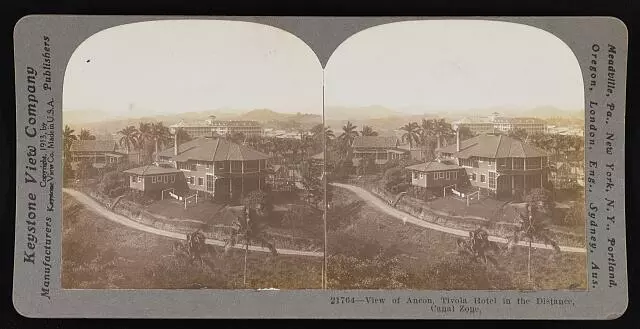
[243, 240, 249, 288]
[155, 139, 159, 163]
[528, 240, 532, 284]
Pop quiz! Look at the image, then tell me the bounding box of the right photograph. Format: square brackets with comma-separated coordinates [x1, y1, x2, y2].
[323, 20, 587, 290]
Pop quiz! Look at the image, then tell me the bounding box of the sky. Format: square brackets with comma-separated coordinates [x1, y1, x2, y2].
[325, 20, 584, 114]
[63, 20, 324, 117]
[64, 19, 584, 119]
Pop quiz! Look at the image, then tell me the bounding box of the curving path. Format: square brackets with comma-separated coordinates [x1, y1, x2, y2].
[331, 183, 586, 254]
[63, 188, 323, 258]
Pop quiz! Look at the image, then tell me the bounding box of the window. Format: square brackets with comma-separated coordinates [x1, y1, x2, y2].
[131, 176, 136, 183]
[471, 173, 476, 181]
[513, 158, 524, 170]
[489, 172, 496, 189]
[433, 173, 439, 180]
[420, 173, 425, 179]
[137, 176, 142, 183]
[452, 171, 458, 180]
[188, 176, 194, 185]
[480, 174, 486, 183]
[190, 163, 197, 171]
[217, 161, 226, 171]
[231, 161, 242, 172]
[164, 175, 169, 183]
[413, 172, 418, 179]
[206, 175, 214, 191]
[446, 172, 451, 180]
[198, 177, 204, 186]
[170, 175, 175, 183]
[206, 162, 211, 169]
[439, 172, 445, 179]
[152, 176, 157, 183]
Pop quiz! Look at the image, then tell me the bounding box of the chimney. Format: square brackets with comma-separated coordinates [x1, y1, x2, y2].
[174, 131, 179, 156]
[456, 128, 460, 152]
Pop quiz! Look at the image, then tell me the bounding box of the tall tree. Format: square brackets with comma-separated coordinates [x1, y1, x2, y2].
[63, 125, 77, 159]
[418, 119, 437, 160]
[432, 119, 455, 149]
[224, 205, 278, 288]
[117, 125, 139, 154]
[400, 122, 420, 149]
[507, 202, 560, 284]
[79, 129, 96, 141]
[151, 122, 172, 161]
[175, 127, 192, 145]
[135, 122, 154, 163]
[360, 125, 378, 137]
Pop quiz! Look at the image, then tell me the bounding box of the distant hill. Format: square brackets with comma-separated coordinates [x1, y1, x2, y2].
[325, 105, 401, 121]
[63, 108, 322, 135]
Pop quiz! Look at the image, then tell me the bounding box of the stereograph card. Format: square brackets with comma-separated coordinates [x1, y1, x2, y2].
[12, 15, 628, 319]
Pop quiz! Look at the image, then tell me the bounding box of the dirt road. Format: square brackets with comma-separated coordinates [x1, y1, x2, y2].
[330, 183, 586, 254]
[63, 188, 324, 258]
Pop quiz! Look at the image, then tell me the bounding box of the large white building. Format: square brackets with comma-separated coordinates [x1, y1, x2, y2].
[169, 117, 263, 138]
[453, 112, 547, 135]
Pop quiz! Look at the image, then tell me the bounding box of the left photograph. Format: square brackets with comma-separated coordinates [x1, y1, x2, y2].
[61, 20, 325, 289]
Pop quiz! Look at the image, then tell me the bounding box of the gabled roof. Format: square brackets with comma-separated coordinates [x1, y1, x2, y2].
[156, 137, 269, 162]
[406, 162, 463, 172]
[123, 165, 182, 175]
[70, 140, 118, 153]
[352, 136, 399, 149]
[437, 134, 548, 158]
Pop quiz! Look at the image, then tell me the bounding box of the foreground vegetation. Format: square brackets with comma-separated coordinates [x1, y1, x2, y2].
[326, 188, 587, 290]
[62, 194, 323, 289]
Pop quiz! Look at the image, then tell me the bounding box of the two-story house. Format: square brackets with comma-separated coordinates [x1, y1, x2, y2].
[155, 136, 270, 201]
[436, 132, 550, 199]
[351, 136, 409, 167]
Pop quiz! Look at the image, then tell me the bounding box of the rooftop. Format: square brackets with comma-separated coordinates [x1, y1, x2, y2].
[352, 136, 400, 149]
[437, 134, 548, 158]
[123, 165, 183, 176]
[406, 161, 463, 172]
[453, 116, 546, 125]
[69, 140, 118, 153]
[170, 120, 261, 128]
[157, 137, 270, 162]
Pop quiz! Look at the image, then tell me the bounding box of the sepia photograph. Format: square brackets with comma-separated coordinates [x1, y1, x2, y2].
[61, 20, 326, 289]
[323, 20, 587, 290]
[61, 19, 587, 291]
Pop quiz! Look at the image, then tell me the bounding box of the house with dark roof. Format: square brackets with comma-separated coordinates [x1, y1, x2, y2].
[69, 140, 137, 169]
[144, 135, 271, 201]
[406, 161, 468, 193]
[351, 136, 409, 166]
[435, 132, 550, 199]
[123, 166, 186, 196]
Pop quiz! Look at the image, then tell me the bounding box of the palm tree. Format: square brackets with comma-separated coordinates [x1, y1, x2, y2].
[338, 121, 359, 160]
[151, 122, 172, 161]
[117, 125, 139, 154]
[418, 119, 437, 160]
[507, 203, 560, 284]
[360, 125, 378, 136]
[135, 122, 153, 163]
[400, 122, 419, 149]
[433, 119, 455, 149]
[224, 206, 277, 288]
[79, 129, 96, 141]
[63, 125, 77, 169]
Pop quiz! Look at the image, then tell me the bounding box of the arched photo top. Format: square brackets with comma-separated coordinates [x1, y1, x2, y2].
[324, 19, 584, 113]
[63, 19, 323, 118]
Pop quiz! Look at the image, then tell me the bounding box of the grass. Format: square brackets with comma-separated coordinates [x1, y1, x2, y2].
[62, 193, 322, 289]
[327, 187, 587, 290]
